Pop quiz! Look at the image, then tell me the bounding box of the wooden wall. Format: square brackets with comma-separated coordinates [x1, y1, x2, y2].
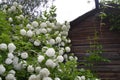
[69, 12, 120, 80]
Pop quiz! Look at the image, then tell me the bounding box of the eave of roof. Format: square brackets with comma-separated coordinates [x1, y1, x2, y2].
[70, 8, 101, 27]
[70, 3, 120, 27]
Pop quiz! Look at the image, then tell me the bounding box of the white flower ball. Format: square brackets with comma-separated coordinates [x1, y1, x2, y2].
[43, 77, 52, 80]
[36, 74, 41, 80]
[37, 55, 44, 63]
[32, 21, 39, 27]
[51, 23, 55, 29]
[5, 74, 16, 80]
[66, 24, 70, 29]
[38, 28, 42, 33]
[5, 58, 13, 65]
[56, 22, 61, 28]
[35, 67, 41, 73]
[8, 43, 16, 53]
[63, 54, 68, 60]
[46, 21, 52, 26]
[41, 28, 47, 34]
[40, 68, 50, 77]
[12, 56, 19, 65]
[18, 5, 23, 10]
[0, 43, 7, 50]
[75, 56, 78, 61]
[22, 61, 27, 69]
[42, 46, 48, 52]
[8, 17, 13, 23]
[45, 59, 56, 68]
[59, 50, 64, 55]
[19, 15, 24, 19]
[21, 52, 28, 59]
[67, 39, 71, 43]
[10, 6, 16, 12]
[45, 34, 50, 39]
[8, 53, 14, 59]
[45, 48, 55, 57]
[26, 24, 32, 29]
[54, 31, 59, 35]
[49, 39, 55, 45]
[27, 30, 33, 37]
[56, 56, 64, 62]
[66, 22, 70, 25]
[0, 64, 6, 75]
[61, 42, 65, 46]
[61, 31, 68, 36]
[16, 16, 21, 20]
[95, 79, 100, 80]
[8, 8, 12, 13]
[27, 65, 34, 73]
[40, 22, 47, 28]
[3, 9, 6, 13]
[69, 56, 74, 60]
[34, 40, 40, 46]
[47, 28, 52, 33]
[81, 76, 85, 80]
[65, 47, 71, 52]
[3, 4, 8, 9]
[20, 29, 26, 36]
[74, 76, 81, 80]
[13, 2, 18, 7]
[55, 77, 61, 80]
[28, 74, 37, 80]
[0, 77, 2, 80]
[55, 37, 62, 43]
[8, 70, 16, 75]
[13, 63, 22, 70]
[62, 25, 68, 31]
[35, 29, 40, 35]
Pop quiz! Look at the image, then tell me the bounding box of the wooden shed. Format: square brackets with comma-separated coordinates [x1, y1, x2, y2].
[69, 1, 120, 80]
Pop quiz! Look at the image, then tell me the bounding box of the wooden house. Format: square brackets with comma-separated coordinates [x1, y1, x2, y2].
[69, 0, 120, 80]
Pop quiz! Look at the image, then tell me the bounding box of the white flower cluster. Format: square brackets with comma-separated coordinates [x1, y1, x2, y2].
[2, 1, 24, 24]
[45, 48, 55, 57]
[74, 76, 85, 80]
[0, 43, 16, 52]
[0, 1, 99, 80]
[0, 64, 6, 75]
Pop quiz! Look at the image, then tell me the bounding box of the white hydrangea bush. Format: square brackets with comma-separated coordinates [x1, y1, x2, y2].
[0, 2, 99, 80]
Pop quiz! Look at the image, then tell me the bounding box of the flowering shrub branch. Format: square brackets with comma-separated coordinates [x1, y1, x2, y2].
[0, 2, 99, 80]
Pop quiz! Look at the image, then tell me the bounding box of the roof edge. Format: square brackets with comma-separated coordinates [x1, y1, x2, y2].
[70, 8, 100, 27]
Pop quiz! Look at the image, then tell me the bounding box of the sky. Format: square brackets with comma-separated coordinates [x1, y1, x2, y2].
[54, 0, 96, 23]
[0, 0, 97, 23]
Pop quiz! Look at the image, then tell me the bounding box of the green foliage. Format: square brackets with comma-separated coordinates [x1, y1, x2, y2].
[56, 57, 98, 80]
[101, 0, 120, 4]
[0, 0, 54, 16]
[0, 2, 99, 80]
[57, 59, 79, 80]
[38, 5, 57, 23]
[0, 11, 11, 43]
[100, 0, 120, 31]
[84, 31, 110, 66]
[99, 12, 107, 20]
[107, 14, 120, 31]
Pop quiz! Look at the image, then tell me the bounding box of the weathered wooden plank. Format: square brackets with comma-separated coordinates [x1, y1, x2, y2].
[69, 32, 120, 37]
[97, 72, 120, 80]
[74, 52, 120, 60]
[78, 65, 120, 72]
[71, 39, 120, 45]
[71, 45, 120, 51]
